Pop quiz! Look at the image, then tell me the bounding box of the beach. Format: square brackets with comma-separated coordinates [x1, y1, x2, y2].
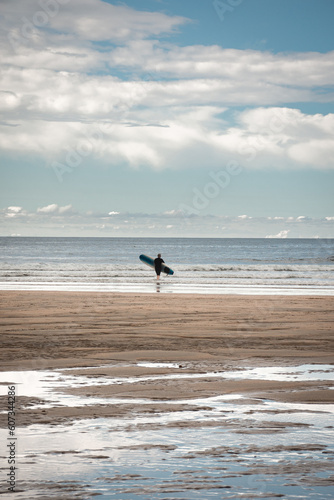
[1, 291, 334, 409]
[1, 291, 334, 367]
[1, 291, 334, 498]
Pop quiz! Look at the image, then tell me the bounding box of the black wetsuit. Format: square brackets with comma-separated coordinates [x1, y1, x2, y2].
[154, 257, 164, 276]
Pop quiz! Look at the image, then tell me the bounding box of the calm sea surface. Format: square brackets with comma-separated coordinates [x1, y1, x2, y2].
[0, 237, 333, 294]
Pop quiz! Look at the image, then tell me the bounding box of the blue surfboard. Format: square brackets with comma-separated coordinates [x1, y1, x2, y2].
[139, 254, 174, 275]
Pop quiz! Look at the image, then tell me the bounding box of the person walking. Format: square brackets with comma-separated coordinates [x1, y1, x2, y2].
[154, 253, 164, 280]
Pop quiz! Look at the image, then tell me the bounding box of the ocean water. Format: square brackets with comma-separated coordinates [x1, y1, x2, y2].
[0, 237, 333, 294]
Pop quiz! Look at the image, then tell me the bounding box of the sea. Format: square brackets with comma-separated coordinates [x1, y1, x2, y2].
[1, 237, 334, 295]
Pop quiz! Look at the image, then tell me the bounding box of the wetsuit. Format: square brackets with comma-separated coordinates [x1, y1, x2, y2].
[154, 257, 164, 276]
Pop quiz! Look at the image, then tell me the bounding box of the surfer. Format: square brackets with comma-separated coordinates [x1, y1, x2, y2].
[154, 253, 164, 280]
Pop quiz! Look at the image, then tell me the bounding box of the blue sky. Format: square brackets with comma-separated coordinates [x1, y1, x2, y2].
[0, 0, 333, 237]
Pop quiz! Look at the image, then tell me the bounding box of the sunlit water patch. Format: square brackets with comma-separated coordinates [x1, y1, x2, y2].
[1, 364, 333, 410]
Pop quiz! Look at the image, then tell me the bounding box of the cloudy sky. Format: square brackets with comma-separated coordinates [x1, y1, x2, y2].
[1, 0, 334, 237]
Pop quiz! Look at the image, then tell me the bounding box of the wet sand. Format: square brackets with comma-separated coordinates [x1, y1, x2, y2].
[0, 291, 333, 421]
[1, 291, 334, 369]
[1, 292, 334, 368]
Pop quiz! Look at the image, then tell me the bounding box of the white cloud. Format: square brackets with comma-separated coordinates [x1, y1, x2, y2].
[7, 206, 23, 213]
[0, 0, 333, 173]
[3, 0, 187, 45]
[213, 107, 334, 169]
[50, 1, 187, 42]
[3, 0, 333, 96]
[163, 210, 184, 216]
[110, 42, 334, 88]
[58, 204, 73, 214]
[37, 204, 59, 214]
[289, 139, 334, 167]
[265, 230, 290, 239]
[37, 204, 73, 214]
[1, 97, 333, 171]
[1, 207, 334, 238]
[5, 206, 25, 218]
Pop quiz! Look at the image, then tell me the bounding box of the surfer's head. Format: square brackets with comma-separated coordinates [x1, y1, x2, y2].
[158, 253, 161, 258]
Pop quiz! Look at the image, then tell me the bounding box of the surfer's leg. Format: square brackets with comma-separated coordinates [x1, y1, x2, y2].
[155, 266, 161, 280]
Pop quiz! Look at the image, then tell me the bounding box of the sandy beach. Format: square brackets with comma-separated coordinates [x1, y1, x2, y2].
[1, 292, 333, 416]
[1, 291, 334, 498]
[1, 291, 334, 368]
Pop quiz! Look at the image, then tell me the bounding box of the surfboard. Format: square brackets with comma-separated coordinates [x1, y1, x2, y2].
[139, 254, 174, 275]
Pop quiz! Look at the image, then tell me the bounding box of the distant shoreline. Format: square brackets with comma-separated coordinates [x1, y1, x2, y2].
[0, 285, 333, 295]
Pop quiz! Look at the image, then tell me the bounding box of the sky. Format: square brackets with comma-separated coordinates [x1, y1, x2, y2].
[0, 0, 334, 237]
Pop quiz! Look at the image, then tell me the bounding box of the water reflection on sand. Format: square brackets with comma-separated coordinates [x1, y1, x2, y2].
[0, 363, 333, 499]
